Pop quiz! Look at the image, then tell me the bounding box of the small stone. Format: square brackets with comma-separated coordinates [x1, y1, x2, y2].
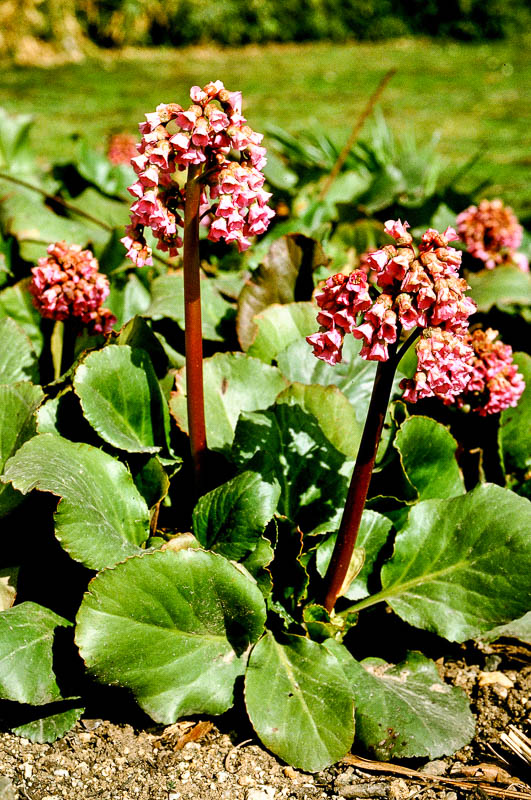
[419, 760, 447, 776]
[246, 789, 276, 800]
[283, 766, 299, 780]
[388, 779, 409, 800]
[217, 771, 230, 783]
[238, 775, 254, 786]
[22, 762, 33, 779]
[478, 671, 513, 688]
[168, 794, 181, 800]
[446, 793, 458, 800]
[53, 769, 69, 778]
[0, 777, 16, 800]
[77, 732, 91, 744]
[336, 782, 389, 798]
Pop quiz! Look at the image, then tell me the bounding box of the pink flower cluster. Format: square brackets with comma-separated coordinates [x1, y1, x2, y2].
[459, 328, 525, 415]
[29, 242, 116, 334]
[456, 198, 528, 271]
[107, 133, 138, 166]
[307, 220, 479, 404]
[121, 81, 274, 266]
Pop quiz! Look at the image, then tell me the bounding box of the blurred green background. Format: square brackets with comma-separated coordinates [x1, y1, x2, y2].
[0, 0, 530, 218]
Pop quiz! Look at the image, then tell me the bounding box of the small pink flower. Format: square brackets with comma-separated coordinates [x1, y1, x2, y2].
[306, 329, 344, 365]
[457, 198, 523, 269]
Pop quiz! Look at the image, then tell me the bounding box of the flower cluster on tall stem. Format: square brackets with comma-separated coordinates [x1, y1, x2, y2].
[308, 220, 481, 613]
[456, 198, 528, 272]
[122, 82, 274, 492]
[29, 241, 115, 334]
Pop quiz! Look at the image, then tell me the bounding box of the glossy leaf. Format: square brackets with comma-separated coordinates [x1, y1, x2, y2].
[247, 302, 317, 364]
[326, 641, 475, 760]
[378, 484, 531, 641]
[478, 611, 531, 645]
[232, 403, 352, 535]
[276, 382, 362, 459]
[11, 700, 85, 744]
[107, 274, 151, 328]
[193, 471, 280, 560]
[394, 416, 465, 500]
[0, 381, 43, 516]
[76, 549, 266, 723]
[74, 345, 171, 454]
[3, 433, 149, 570]
[0, 317, 39, 384]
[170, 352, 286, 453]
[0, 602, 71, 705]
[237, 234, 327, 350]
[0, 280, 43, 356]
[145, 273, 234, 341]
[467, 265, 531, 312]
[245, 631, 355, 772]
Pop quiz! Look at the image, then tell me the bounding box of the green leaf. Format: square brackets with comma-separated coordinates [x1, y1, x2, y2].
[0, 317, 39, 384]
[11, 700, 85, 744]
[232, 404, 352, 535]
[170, 352, 286, 453]
[325, 641, 475, 760]
[73, 345, 170, 454]
[76, 549, 266, 723]
[500, 353, 531, 474]
[478, 611, 531, 645]
[375, 485, 531, 642]
[316, 511, 392, 601]
[467, 266, 531, 312]
[245, 631, 355, 772]
[0, 602, 71, 705]
[0, 381, 43, 517]
[237, 234, 327, 350]
[145, 273, 234, 341]
[241, 537, 274, 598]
[0, 108, 35, 173]
[0, 190, 100, 262]
[76, 139, 133, 197]
[193, 471, 280, 560]
[277, 336, 394, 426]
[72, 187, 130, 229]
[132, 456, 172, 510]
[247, 302, 317, 364]
[3, 433, 149, 570]
[394, 416, 465, 500]
[0, 280, 43, 356]
[116, 316, 168, 378]
[106, 274, 151, 328]
[276, 382, 362, 459]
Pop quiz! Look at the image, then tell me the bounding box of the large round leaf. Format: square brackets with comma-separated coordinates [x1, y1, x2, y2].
[74, 345, 170, 454]
[276, 382, 362, 459]
[325, 641, 475, 760]
[377, 484, 531, 641]
[394, 416, 465, 500]
[0, 381, 43, 516]
[245, 631, 355, 772]
[247, 302, 317, 364]
[0, 317, 38, 384]
[145, 273, 234, 341]
[0, 602, 71, 705]
[467, 265, 531, 312]
[170, 352, 286, 453]
[76, 549, 266, 724]
[193, 471, 280, 560]
[3, 433, 149, 570]
[0, 280, 43, 356]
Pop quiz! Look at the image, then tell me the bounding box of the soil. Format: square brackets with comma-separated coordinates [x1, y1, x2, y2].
[0, 641, 529, 800]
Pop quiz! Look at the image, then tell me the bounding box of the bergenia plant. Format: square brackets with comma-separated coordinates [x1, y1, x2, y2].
[457, 198, 528, 272]
[0, 95, 529, 776]
[121, 81, 274, 487]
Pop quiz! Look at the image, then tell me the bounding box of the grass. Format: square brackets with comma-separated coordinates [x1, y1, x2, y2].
[0, 36, 530, 216]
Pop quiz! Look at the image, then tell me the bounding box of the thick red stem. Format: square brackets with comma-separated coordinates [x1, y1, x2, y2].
[183, 164, 207, 491]
[322, 350, 398, 613]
